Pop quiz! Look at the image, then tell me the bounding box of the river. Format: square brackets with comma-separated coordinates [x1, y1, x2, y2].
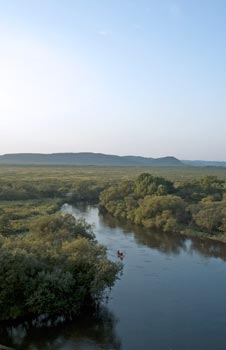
[2, 203, 226, 350]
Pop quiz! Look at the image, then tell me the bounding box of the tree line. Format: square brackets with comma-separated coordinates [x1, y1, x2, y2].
[100, 173, 226, 237]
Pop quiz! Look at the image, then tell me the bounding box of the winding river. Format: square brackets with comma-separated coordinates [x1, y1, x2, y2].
[2, 203, 226, 350]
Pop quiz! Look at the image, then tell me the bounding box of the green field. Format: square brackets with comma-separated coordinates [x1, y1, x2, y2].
[1, 164, 226, 182]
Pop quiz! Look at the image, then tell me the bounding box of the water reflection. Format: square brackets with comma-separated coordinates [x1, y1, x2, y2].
[99, 211, 226, 261]
[60, 204, 226, 350]
[0, 306, 121, 350]
[3, 203, 226, 350]
[62, 202, 226, 262]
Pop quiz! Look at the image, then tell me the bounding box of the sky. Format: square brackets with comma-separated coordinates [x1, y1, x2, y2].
[0, 0, 225, 160]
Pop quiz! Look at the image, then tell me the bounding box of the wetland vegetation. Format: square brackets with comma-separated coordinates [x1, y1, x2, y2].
[100, 172, 226, 240]
[1, 165, 226, 324]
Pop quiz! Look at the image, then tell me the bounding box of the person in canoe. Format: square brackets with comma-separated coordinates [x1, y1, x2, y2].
[117, 250, 124, 260]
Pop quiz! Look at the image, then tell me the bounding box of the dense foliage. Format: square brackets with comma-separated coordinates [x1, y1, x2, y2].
[100, 173, 226, 237]
[1, 165, 226, 322]
[0, 177, 104, 202]
[0, 213, 121, 321]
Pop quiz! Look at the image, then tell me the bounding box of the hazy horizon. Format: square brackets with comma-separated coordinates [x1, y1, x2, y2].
[1, 0, 225, 161]
[0, 151, 226, 163]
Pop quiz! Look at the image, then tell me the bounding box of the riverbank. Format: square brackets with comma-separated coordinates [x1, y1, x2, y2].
[3, 203, 226, 349]
[99, 173, 226, 244]
[181, 227, 226, 244]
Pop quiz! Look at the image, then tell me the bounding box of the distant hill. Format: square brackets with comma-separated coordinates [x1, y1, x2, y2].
[0, 153, 183, 167]
[183, 160, 226, 167]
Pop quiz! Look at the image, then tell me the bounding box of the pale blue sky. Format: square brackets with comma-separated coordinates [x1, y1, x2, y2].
[0, 0, 225, 160]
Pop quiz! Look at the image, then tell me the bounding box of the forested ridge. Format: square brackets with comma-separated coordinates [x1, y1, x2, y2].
[0, 152, 182, 166]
